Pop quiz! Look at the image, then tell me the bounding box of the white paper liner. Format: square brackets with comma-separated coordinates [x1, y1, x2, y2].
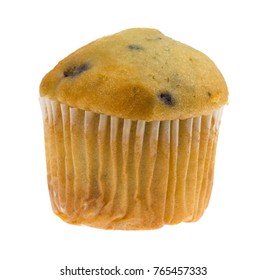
[40, 97, 223, 229]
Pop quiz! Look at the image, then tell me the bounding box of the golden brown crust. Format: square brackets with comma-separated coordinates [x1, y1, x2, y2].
[40, 28, 228, 121]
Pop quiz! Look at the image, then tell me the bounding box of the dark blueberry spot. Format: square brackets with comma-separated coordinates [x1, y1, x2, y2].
[159, 91, 176, 106]
[63, 63, 91, 78]
[207, 92, 212, 97]
[128, 44, 144, 51]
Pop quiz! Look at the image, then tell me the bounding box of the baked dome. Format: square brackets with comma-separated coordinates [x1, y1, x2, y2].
[40, 28, 228, 121]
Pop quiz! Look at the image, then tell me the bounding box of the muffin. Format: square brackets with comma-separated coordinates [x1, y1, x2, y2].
[39, 28, 228, 230]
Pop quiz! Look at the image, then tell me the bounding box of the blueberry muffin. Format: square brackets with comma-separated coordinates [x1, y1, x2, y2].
[39, 28, 228, 229]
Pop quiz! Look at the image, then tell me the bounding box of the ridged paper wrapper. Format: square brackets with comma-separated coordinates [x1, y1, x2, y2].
[40, 97, 223, 230]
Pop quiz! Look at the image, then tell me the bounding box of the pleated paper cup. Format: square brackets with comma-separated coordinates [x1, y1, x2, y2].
[40, 96, 223, 230]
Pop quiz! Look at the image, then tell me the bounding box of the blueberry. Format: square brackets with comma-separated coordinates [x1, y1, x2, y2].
[63, 63, 91, 78]
[128, 44, 144, 51]
[159, 92, 176, 106]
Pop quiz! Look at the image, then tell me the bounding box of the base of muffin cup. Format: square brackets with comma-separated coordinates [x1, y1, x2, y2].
[40, 97, 223, 230]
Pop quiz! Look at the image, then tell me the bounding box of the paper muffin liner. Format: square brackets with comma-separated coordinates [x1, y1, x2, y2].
[40, 97, 223, 230]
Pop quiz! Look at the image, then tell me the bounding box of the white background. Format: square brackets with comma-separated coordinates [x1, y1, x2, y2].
[1, 0, 265, 279]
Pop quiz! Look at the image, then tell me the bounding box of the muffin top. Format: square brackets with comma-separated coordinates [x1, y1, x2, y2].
[40, 28, 228, 121]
